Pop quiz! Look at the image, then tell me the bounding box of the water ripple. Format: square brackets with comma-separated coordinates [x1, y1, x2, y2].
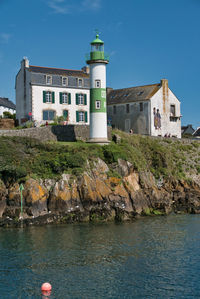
[1, 215, 200, 298]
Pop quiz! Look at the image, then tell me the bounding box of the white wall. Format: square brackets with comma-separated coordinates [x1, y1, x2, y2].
[150, 87, 181, 138]
[90, 63, 106, 88]
[32, 85, 90, 125]
[0, 106, 16, 117]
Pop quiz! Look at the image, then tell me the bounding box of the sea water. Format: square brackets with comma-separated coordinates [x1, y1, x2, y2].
[0, 214, 200, 298]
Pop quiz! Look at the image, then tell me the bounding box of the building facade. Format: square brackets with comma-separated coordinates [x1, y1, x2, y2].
[0, 97, 16, 117]
[16, 58, 90, 125]
[107, 79, 181, 138]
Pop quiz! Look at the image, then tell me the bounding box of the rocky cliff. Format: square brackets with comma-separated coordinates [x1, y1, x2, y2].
[1, 156, 200, 227]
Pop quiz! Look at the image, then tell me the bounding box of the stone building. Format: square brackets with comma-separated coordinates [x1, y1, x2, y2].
[15, 58, 90, 125]
[181, 124, 195, 136]
[0, 97, 16, 117]
[107, 79, 181, 138]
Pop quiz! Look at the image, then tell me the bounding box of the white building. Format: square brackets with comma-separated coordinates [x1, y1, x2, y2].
[107, 79, 182, 138]
[16, 58, 90, 125]
[0, 97, 16, 117]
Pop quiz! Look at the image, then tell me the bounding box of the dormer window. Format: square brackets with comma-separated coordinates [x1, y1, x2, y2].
[46, 75, 52, 85]
[76, 78, 83, 87]
[62, 77, 68, 86]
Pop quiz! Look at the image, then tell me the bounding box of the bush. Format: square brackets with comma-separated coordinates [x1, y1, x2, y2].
[3, 111, 16, 119]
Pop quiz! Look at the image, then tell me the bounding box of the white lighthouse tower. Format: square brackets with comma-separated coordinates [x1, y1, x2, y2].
[86, 33, 109, 144]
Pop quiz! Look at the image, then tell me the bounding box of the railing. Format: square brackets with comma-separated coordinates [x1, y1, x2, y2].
[85, 52, 109, 62]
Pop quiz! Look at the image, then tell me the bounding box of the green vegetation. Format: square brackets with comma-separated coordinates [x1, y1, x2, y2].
[0, 130, 199, 184]
[2, 111, 16, 119]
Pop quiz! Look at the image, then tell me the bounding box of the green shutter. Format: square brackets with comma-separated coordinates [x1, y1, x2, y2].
[76, 94, 79, 105]
[52, 92, 55, 104]
[84, 111, 88, 123]
[43, 91, 46, 103]
[60, 92, 63, 104]
[68, 93, 71, 104]
[84, 94, 87, 105]
[76, 111, 79, 122]
[63, 110, 68, 120]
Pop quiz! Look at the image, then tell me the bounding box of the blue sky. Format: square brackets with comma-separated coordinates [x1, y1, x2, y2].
[0, 0, 199, 128]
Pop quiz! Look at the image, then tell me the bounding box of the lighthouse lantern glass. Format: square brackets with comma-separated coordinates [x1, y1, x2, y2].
[91, 44, 104, 52]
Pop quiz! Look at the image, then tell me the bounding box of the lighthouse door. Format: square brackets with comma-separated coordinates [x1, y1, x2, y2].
[125, 119, 130, 132]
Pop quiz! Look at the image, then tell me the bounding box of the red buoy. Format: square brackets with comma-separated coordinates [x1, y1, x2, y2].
[41, 282, 52, 296]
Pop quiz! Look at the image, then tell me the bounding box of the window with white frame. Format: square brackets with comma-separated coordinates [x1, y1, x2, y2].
[78, 94, 84, 105]
[46, 75, 52, 85]
[46, 91, 52, 103]
[62, 77, 68, 86]
[62, 93, 68, 104]
[79, 111, 84, 122]
[76, 78, 83, 87]
[95, 80, 101, 88]
[96, 100, 101, 109]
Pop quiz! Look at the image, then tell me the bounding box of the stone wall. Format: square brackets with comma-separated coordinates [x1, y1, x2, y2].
[0, 125, 112, 142]
[0, 119, 15, 129]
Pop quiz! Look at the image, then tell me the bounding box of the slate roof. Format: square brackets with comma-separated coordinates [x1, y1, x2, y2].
[107, 83, 161, 105]
[193, 127, 200, 137]
[181, 124, 195, 135]
[29, 65, 89, 78]
[0, 97, 16, 109]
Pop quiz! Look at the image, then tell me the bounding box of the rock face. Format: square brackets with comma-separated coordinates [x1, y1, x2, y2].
[0, 159, 200, 227]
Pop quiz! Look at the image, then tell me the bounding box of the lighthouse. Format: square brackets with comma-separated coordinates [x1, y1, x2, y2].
[86, 33, 109, 144]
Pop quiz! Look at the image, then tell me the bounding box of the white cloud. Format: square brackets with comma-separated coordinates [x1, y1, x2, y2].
[81, 0, 101, 11]
[47, 0, 70, 14]
[46, 0, 101, 14]
[0, 33, 11, 44]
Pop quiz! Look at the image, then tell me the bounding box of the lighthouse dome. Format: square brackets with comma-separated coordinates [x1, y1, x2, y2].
[91, 34, 104, 45]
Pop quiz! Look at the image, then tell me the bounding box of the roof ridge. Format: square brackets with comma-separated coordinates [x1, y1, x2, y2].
[110, 83, 160, 92]
[29, 65, 84, 72]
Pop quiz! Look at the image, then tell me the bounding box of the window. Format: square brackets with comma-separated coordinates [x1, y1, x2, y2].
[95, 80, 101, 88]
[46, 91, 52, 103]
[76, 94, 87, 105]
[76, 111, 88, 123]
[43, 110, 55, 120]
[60, 92, 71, 104]
[79, 111, 84, 122]
[43, 91, 55, 103]
[140, 103, 143, 111]
[113, 105, 116, 114]
[78, 94, 84, 105]
[63, 110, 68, 120]
[62, 93, 68, 103]
[96, 100, 101, 109]
[170, 105, 175, 116]
[46, 75, 52, 85]
[76, 78, 83, 87]
[62, 77, 68, 86]
[126, 104, 130, 113]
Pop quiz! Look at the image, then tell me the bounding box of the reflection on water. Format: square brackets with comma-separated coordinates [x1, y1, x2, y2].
[1, 214, 200, 298]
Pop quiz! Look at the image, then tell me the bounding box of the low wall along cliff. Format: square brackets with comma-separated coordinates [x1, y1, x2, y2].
[0, 125, 112, 142]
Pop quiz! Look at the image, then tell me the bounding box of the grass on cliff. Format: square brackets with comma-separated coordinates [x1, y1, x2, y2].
[0, 131, 199, 183]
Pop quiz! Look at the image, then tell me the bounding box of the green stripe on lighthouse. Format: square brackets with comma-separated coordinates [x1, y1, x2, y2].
[90, 88, 107, 113]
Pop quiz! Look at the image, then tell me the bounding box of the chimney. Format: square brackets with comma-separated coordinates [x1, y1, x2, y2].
[21, 57, 29, 69]
[82, 66, 90, 74]
[160, 78, 168, 89]
[106, 87, 113, 95]
[160, 79, 168, 113]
